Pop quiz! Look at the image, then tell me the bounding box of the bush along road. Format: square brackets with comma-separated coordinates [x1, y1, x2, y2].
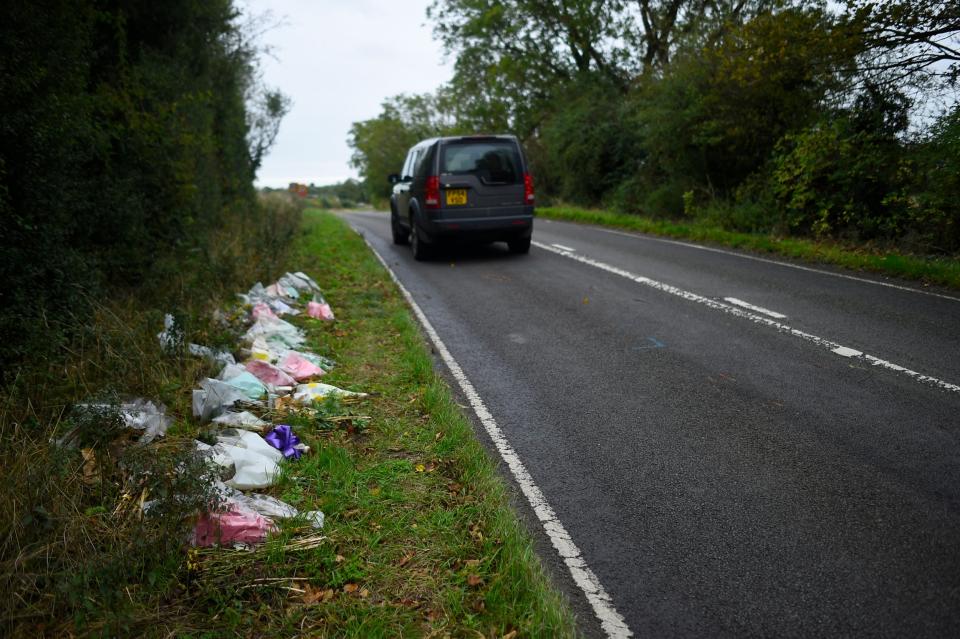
[2, 208, 577, 637]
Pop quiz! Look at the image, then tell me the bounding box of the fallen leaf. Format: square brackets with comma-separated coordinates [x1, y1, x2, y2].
[502, 631, 518, 639]
[447, 482, 463, 494]
[343, 583, 359, 594]
[80, 448, 99, 485]
[434, 431, 444, 441]
[359, 588, 370, 598]
[467, 574, 483, 587]
[415, 463, 425, 473]
[398, 553, 414, 567]
[465, 559, 480, 567]
[301, 585, 333, 605]
[426, 609, 442, 622]
[472, 599, 486, 613]
[335, 554, 345, 563]
[369, 487, 381, 496]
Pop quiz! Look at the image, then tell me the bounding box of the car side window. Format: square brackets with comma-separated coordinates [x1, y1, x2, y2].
[405, 149, 421, 180]
[413, 145, 433, 179]
[401, 151, 414, 180]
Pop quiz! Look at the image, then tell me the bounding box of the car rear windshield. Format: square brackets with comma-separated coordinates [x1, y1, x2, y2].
[440, 140, 522, 185]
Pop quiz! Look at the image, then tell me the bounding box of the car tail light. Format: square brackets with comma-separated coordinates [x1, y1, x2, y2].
[425, 176, 440, 209]
[523, 172, 535, 204]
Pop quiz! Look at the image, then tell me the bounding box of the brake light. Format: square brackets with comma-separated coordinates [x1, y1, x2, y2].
[425, 176, 440, 209]
[523, 173, 535, 204]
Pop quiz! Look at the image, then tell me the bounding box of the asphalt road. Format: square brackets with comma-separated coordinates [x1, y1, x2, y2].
[344, 210, 960, 638]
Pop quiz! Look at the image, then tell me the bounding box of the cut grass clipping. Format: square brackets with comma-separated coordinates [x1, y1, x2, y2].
[538, 205, 960, 290]
[186, 209, 577, 637]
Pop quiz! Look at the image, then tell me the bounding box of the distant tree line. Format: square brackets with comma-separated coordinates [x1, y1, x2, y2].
[0, 0, 288, 368]
[263, 179, 367, 208]
[349, 0, 959, 254]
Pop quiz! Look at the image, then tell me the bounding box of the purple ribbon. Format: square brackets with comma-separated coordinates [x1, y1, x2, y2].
[264, 424, 301, 460]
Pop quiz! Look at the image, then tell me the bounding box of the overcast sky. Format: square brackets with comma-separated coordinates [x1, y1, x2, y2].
[240, 0, 453, 187]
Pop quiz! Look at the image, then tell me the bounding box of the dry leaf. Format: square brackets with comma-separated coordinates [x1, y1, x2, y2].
[301, 585, 333, 605]
[359, 588, 370, 598]
[80, 448, 99, 485]
[426, 609, 442, 622]
[398, 553, 414, 567]
[467, 574, 482, 587]
[335, 554, 345, 563]
[343, 583, 359, 594]
[502, 631, 518, 639]
[465, 559, 480, 567]
[434, 431, 444, 441]
[414, 463, 425, 473]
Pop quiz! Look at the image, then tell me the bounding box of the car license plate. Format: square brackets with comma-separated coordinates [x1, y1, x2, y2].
[445, 189, 467, 206]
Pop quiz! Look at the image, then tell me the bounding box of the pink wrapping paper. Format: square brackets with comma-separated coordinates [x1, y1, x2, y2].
[245, 359, 296, 387]
[307, 301, 334, 321]
[251, 302, 278, 321]
[279, 351, 324, 381]
[192, 506, 276, 546]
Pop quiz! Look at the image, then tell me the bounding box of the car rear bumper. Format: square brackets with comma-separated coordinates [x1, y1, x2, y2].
[421, 205, 534, 241]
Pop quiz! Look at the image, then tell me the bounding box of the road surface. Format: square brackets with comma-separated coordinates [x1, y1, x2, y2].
[344, 210, 960, 638]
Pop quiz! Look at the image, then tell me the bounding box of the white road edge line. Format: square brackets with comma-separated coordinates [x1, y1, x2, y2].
[723, 297, 787, 319]
[357, 231, 634, 639]
[533, 241, 960, 394]
[544, 220, 960, 303]
[552, 243, 576, 251]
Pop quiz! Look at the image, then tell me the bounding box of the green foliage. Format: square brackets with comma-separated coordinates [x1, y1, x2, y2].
[633, 6, 858, 207]
[539, 79, 644, 205]
[889, 106, 960, 253]
[768, 84, 912, 240]
[348, 92, 465, 200]
[0, 0, 288, 373]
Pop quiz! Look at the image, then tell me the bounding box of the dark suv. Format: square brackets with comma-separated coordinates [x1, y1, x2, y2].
[389, 135, 535, 260]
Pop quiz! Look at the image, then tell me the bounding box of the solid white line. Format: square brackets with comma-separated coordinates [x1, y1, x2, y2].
[357, 232, 633, 639]
[543, 221, 960, 303]
[552, 243, 576, 252]
[533, 241, 960, 394]
[723, 297, 787, 319]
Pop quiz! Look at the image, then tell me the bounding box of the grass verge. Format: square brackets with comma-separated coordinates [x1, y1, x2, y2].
[184, 209, 579, 636]
[539, 205, 960, 290]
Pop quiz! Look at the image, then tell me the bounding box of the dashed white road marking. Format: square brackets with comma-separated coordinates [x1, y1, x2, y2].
[533, 241, 960, 394]
[833, 346, 863, 358]
[552, 243, 576, 252]
[723, 297, 787, 319]
[541, 220, 960, 303]
[357, 231, 633, 639]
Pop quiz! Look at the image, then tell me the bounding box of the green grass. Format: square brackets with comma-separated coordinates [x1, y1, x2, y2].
[538, 205, 960, 290]
[184, 209, 578, 637]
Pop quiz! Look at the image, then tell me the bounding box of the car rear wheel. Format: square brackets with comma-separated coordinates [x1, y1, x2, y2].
[391, 212, 409, 245]
[507, 237, 531, 254]
[410, 221, 432, 261]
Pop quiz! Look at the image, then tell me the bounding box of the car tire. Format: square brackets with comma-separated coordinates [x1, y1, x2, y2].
[391, 210, 409, 245]
[507, 237, 531, 254]
[410, 219, 431, 261]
